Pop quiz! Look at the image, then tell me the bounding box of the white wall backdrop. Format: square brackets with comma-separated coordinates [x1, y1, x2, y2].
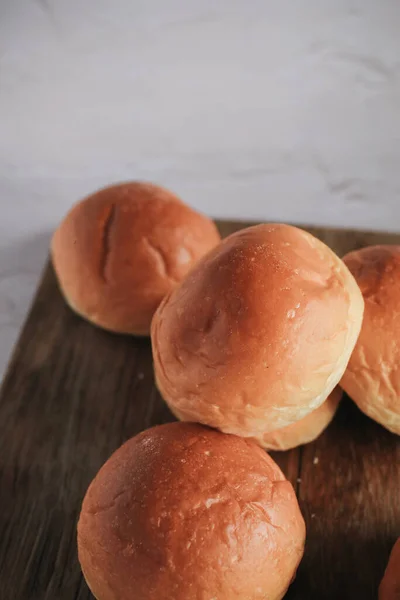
[0, 0, 400, 377]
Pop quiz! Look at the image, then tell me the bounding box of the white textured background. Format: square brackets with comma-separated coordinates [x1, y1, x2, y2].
[1, 0, 400, 379]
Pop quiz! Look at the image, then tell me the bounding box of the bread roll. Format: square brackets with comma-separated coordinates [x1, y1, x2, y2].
[51, 182, 220, 335]
[379, 538, 400, 600]
[341, 246, 400, 434]
[262, 386, 342, 451]
[152, 223, 364, 440]
[78, 422, 305, 600]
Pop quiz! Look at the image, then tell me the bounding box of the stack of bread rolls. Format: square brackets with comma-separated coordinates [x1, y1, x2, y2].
[151, 223, 363, 446]
[50, 182, 397, 599]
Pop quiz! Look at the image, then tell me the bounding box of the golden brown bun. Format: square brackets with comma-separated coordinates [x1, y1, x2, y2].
[77, 422, 305, 600]
[379, 538, 400, 600]
[51, 182, 220, 335]
[341, 246, 400, 434]
[262, 386, 342, 451]
[152, 223, 364, 438]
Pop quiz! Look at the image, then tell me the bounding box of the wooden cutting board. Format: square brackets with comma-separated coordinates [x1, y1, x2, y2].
[0, 221, 399, 600]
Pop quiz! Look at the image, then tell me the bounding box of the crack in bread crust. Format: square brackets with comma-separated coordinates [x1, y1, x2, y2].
[143, 236, 179, 284]
[100, 203, 117, 283]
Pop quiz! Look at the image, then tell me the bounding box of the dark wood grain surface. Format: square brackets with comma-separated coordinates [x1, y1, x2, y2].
[0, 221, 399, 600]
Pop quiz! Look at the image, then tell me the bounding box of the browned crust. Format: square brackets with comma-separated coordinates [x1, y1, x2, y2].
[261, 386, 342, 451]
[51, 182, 221, 335]
[77, 422, 306, 600]
[341, 246, 400, 434]
[379, 537, 400, 599]
[152, 223, 364, 437]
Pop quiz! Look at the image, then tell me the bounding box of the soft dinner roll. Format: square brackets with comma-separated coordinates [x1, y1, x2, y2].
[51, 182, 220, 335]
[262, 386, 342, 451]
[379, 537, 400, 600]
[152, 223, 364, 440]
[78, 422, 305, 600]
[341, 246, 400, 434]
